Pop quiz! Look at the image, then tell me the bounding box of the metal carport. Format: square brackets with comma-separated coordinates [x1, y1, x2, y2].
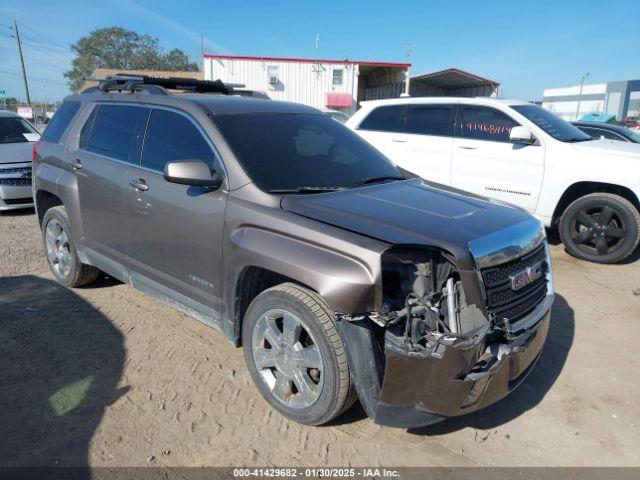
[410, 68, 500, 97]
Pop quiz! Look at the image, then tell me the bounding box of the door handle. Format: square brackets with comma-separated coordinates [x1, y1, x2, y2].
[391, 138, 408, 143]
[72, 159, 83, 170]
[458, 145, 477, 150]
[129, 179, 149, 191]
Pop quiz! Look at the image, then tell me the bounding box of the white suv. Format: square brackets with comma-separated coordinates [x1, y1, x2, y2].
[347, 97, 640, 263]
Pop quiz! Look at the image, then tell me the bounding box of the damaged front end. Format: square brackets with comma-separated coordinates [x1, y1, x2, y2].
[337, 242, 553, 428]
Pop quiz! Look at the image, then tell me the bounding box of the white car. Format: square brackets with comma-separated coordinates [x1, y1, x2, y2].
[347, 97, 640, 263]
[0, 110, 40, 211]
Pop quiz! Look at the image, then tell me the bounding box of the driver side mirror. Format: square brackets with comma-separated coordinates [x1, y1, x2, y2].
[510, 126, 536, 145]
[164, 160, 223, 189]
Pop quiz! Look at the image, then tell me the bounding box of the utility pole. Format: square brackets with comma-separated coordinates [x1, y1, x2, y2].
[12, 20, 31, 105]
[199, 33, 205, 72]
[575, 72, 590, 120]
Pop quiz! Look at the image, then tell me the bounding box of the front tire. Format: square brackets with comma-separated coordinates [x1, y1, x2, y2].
[559, 193, 640, 264]
[42, 206, 100, 287]
[242, 283, 355, 425]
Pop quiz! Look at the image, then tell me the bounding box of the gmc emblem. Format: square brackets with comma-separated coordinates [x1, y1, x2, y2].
[509, 260, 545, 291]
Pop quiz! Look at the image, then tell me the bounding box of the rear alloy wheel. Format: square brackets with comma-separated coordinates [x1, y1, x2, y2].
[242, 283, 355, 425]
[559, 193, 640, 263]
[42, 206, 100, 287]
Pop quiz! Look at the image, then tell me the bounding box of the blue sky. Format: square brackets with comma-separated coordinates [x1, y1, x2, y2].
[1, 0, 638, 102]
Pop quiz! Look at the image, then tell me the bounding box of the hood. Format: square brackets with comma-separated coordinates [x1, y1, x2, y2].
[0, 142, 34, 165]
[570, 138, 640, 158]
[281, 178, 539, 269]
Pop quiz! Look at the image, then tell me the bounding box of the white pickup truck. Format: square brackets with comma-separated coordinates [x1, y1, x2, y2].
[347, 97, 640, 263]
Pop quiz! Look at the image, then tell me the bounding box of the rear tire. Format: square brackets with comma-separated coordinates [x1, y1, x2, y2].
[242, 283, 355, 425]
[559, 193, 640, 264]
[42, 206, 100, 287]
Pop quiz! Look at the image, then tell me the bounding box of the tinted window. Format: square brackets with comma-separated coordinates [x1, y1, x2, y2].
[85, 105, 148, 163]
[41, 101, 80, 143]
[214, 113, 401, 192]
[404, 106, 452, 136]
[584, 128, 625, 141]
[460, 106, 519, 142]
[79, 106, 98, 148]
[142, 109, 215, 172]
[0, 116, 39, 144]
[512, 104, 592, 142]
[358, 105, 405, 132]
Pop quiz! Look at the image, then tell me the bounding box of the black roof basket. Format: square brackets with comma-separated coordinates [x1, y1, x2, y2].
[81, 74, 267, 98]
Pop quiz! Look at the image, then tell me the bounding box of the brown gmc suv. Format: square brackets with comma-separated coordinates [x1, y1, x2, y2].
[33, 75, 554, 428]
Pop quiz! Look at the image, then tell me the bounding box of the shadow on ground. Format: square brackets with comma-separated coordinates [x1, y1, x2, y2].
[0, 275, 127, 471]
[0, 207, 35, 217]
[409, 293, 574, 435]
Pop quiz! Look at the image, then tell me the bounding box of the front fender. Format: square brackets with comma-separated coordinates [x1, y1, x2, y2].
[226, 226, 381, 315]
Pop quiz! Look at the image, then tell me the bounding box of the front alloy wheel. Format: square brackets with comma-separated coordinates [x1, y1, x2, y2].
[242, 283, 356, 425]
[560, 193, 640, 264]
[252, 309, 323, 409]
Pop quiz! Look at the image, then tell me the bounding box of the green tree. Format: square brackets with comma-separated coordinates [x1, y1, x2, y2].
[64, 27, 199, 92]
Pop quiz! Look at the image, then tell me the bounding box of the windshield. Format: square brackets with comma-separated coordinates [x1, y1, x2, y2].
[0, 116, 39, 144]
[213, 113, 401, 193]
[512, 104, 593, 142]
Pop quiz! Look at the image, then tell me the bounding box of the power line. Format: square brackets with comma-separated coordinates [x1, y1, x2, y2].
[0, 12, 67, 50]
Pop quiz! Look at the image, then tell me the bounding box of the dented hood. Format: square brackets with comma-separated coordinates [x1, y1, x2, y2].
[281, 178, 537, 269]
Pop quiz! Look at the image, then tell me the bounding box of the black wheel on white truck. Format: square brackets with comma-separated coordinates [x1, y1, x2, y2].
[559, 193, 640, 263]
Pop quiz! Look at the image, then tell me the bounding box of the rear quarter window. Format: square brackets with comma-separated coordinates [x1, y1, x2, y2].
[41, 101, 81, 143]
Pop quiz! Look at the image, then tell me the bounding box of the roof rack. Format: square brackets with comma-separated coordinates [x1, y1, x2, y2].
[81, 74, 267, 98]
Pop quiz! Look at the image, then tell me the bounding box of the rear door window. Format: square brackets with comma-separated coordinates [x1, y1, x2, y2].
[404, 105, 453, 136]
[459, 106, 519, 142]
[41, 101, 81, 143]
[141, 109, 216, 172]
[84, 105, 149, 164]
[358, 105, 405, 132]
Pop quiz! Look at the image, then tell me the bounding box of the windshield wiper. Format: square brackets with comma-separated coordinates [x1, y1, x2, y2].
[343, 175, 405, 189]
[268, 186, 344, 194]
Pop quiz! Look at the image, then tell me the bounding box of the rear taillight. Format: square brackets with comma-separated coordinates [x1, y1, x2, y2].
[33, 140, 42, 162]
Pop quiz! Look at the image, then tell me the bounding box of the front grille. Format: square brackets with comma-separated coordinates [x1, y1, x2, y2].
[481, 243, 548, 325]
[0, 177, 31, 186]
[0, 166, 32, 186]
[0, 166, 32, 175]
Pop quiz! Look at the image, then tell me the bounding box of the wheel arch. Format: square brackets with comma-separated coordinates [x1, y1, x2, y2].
[552, 181, 640, 226]
[232, 266, 316, 346]
[35, 189, 63, 226]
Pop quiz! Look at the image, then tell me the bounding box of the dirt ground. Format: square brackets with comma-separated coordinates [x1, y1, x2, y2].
[1, 208, 639, 468]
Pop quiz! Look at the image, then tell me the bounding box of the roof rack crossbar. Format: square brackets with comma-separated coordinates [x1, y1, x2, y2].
[83, 74, 246, 95]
